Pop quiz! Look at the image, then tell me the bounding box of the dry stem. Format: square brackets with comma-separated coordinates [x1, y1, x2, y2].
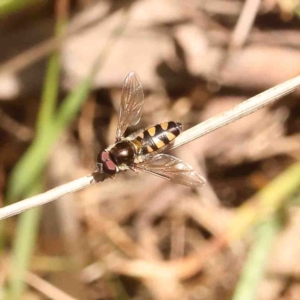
[1, 75, 300, 220]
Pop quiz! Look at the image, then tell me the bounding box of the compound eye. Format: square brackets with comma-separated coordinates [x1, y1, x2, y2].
[103, 160, 117, 175]
[98, 151, 110, 163]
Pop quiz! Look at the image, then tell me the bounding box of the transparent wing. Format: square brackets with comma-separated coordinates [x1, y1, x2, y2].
[135, 154, 206, 187]
[116, 72, 144, 141]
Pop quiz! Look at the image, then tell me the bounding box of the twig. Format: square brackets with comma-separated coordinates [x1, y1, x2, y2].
[0, 37, 59, 75]
[0, 175, 103, 220]
[25, 271, 77, 300]
[104, 162, 300, 280]
[0, 2, 110, 75]
[211, 0, 261, 80]
[168, 74, 300, 151]
[229, 0, 261, 49]
[1, 75, 300, 220]
[0, 108, 33, 141]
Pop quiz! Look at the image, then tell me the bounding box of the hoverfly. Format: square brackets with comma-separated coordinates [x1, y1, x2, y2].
[96, 72, 206, 187]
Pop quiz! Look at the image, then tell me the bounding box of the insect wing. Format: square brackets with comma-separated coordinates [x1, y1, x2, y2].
[136, 154, 206, 187]
[116, 72, 144, 141]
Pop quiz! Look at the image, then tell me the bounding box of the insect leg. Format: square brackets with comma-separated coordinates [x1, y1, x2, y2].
[130, 165, 139, 174]
[95, 162, 103, 173]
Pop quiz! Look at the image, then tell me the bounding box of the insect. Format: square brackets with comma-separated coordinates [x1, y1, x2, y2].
[96, 72, 206, 187]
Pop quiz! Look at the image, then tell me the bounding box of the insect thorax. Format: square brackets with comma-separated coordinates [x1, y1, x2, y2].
[107, 141, 135, 168]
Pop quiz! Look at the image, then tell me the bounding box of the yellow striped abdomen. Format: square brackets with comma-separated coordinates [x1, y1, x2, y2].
[134, 121, 183, 154]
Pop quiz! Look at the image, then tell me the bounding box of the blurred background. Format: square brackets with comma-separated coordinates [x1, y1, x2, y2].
[1, 0, 300, 299]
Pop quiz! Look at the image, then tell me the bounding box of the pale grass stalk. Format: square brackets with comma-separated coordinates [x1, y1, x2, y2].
[229, 0, 261, 49]
[169, 75, 300, 150]
[0, 176, 96, 219]
[25, 272, 77, 300]
[1, 75, 300, 220]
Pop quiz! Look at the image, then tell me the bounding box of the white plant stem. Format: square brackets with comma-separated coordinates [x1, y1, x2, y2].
[169, 75, 300, 150]
[0, 175, 96, 219]
[1, 75, 300, 220]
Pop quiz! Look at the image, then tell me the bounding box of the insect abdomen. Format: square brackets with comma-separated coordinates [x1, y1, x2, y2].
[135, 121, 182, 154]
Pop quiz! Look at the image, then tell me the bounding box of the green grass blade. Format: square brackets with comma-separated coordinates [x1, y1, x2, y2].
[7, 203, 42, 299]
[6, 16, 64, 299]
[5, 12, 129, 299]
[228, 161, 300, 240]
[6, 74, 93, 201]
[232, 216, 281, 300]
[226, 161, 300, 299]
[0, 0, 44, 16]
[36, 52, 61, 135]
